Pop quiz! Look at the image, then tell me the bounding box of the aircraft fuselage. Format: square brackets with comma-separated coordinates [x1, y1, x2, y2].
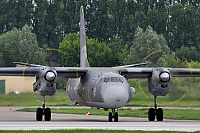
[66, 69, 133, 109]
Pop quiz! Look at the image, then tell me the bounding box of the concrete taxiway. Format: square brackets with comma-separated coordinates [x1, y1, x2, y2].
[0, 106, 200, 131]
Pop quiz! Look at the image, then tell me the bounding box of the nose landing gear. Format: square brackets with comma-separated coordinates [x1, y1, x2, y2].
[108, 108, 118, 122]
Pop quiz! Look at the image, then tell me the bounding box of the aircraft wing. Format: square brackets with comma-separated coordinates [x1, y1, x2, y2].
[0, 67, 39, 76]
[0, 67, 88, 78]
[0, 66, 199, 79]
[8, 62, 88, 78]
[120, 67, 200, 79]
[55, 67, 87, 78]
[167, 68, 200, 77]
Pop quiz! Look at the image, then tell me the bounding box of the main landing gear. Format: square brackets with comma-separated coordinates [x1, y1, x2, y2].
[148, 96, 163, 121]
[36, 96, 51, 121]
[108, 108, 118, 122]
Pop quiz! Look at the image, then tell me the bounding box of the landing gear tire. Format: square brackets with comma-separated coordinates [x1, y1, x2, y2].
[148, 108, 155, 121]
[114, 112, 118, 122]
[36, 96, 52, 121]
[36, 108, 43, 121]
[108, 112, 112, 122]
[148, 96, 163, 121]
[108, 109, 118, 122]
[156, 108, 163, 121]
[44, 107, 51, 121]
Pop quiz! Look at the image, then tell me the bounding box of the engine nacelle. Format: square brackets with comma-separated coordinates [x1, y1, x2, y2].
[33, 67, 57, 96]
[148, 67, 171, 96]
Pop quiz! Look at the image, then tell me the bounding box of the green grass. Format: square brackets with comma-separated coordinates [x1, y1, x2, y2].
[127, 77, 200, 107]
[1, 77, 200, 107]
[0, 130, 197, 133]
[0, 90, 71, 106]
[18, 107, 200, 120]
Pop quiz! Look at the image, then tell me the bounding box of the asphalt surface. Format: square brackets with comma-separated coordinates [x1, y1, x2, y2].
[0, 106, 200, 131]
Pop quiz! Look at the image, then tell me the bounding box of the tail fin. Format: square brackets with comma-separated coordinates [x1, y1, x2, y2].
[80, 6, 90, 67]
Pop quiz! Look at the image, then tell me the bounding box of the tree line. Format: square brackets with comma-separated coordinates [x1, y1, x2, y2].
[0, 0, 199, 67]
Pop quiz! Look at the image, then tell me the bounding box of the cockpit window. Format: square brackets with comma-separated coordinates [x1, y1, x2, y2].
[111, 77, 119, 82]
[98, 78, 103, 83]
[100, 76, 124, 83]
[104, 76, 110, 82]
[119, 77, 124, 83]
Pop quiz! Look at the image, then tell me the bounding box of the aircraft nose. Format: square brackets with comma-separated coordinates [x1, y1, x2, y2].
[103, 86, 129, 108]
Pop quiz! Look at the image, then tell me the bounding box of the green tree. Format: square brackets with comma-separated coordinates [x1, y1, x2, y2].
[157, 52, 186, 67]
[33, 48, 47, 65]
[0, 53, 4, 66]
[0, 1, 7, 33]
[58, 33, 80, 67]
[32, 0, 48, 47]
[175, 46, 200, 62]
[124, 26, 170, 66]
[0, 0, 199, 68]
[18, 25, 39, 63]
[167, 3, 200, 50]
[0, 0, 34, 34]
[59, 33, 114, 67]
[85, 0, 125, 42]
[0, 25, 47, 66]
[165, 56, 185, 68]
[147, 7, 167, 35]
[0, 28, 20, 66]
[88, 40, 112, 67]
[107, 36, 128, 66]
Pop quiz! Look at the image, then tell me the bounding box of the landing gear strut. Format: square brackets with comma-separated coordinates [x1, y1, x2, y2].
[108, 108, 118, 122]
[36, 96, 51, 121]
[148, 96, 163, 121]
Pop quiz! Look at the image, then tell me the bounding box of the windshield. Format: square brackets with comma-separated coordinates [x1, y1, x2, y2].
[98, 76, 124, 83]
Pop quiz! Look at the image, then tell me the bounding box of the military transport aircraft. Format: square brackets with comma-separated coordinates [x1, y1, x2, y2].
[0, 6, 200, 122]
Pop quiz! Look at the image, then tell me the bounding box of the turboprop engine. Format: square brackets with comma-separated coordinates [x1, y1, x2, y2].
[148, 67, 171, 96]
[33, 67, 57, 96]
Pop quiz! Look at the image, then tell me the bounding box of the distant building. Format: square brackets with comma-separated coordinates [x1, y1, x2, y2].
[0, 76, 35, 94]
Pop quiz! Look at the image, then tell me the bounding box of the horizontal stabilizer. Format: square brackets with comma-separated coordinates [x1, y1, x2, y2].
[114, 63, 146, 68]
[13, 62, 42, 67]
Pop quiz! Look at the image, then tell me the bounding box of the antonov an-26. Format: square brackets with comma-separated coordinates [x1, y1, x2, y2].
[0, 6, 200, 122]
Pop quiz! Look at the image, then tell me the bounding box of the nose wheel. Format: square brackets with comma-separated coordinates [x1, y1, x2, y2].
[108, 108, 118, 122]
[36, 96, 51, 121]
[148, 96, 163, 121]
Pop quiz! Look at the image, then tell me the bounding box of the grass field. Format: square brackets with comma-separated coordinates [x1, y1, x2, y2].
[0, 90, 71, 106]
[0, 77, 200, 107]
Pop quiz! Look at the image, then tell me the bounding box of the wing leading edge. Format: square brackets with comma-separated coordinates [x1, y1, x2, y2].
[0, 67, 39, 76]
[0, 66, 199, 79]
[120, 67, 200, 79]
[0, 67, 88, 78]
